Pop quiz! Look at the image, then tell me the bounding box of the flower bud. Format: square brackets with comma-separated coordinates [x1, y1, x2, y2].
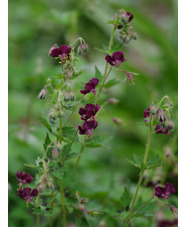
[150, 102, 157, 115]
[170, 206, 178, 217]
[157, 108, 166, 122]
[121, 12, 129, 25]
[38, 87, 47, 100]
[82, 43, 88, 53]
[131, 32, 137, 40]
[77, 44, 83, 55]
[57, 110, 65, 118]
[70, 91, 75, 101]
[64, 91, 70, 102]
[52, 148, 58, 159]
[56, 141, 62, 151]
[49, 111, 58, 120]
[123, 35, 131, 44]
[48, 44, 58, 56]
[107, 98, 119, 105]
[112, 117, 123, 125]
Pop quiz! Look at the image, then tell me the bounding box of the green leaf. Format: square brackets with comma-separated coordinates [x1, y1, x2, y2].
[24, 163, 38, 169]
[126, 158, 141, 169]
[120, 187, 131, 211]
[65, 152, 80, 160]
[84, 135, 112, 148]
[43, 133, 51, 151]
[62, 101, 80, 111]
[101, 207, 125, 220]
[53, 73, 64, 79]
[48, 160, 66, 179]
[104, 79, 120, 88]
[40, 116, 53, 134]
[133, 154, 142, 168]
[62, 127, 75, 138]
[147, 155, 160, 169]
[95, 66, 103, 81]
[61, 143, 72, 159]
[134, 201, 156, 217]
[32, 206, 53, 217]
[105, 20, 116, 24]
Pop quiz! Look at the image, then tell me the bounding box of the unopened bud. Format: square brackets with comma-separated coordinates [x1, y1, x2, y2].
[49, 44, 58, 56]
[38, 87, 47, 100]
[157, 108, 166, 122]
[99, 221, 105, 227]
[107, 98, 119, 105]
[64, 91, 70, 102]
[170, 206, 178, 217]
[112, 117, 123, 125]
[82, 43, 88, 53]
[150, 102, 157, 115]
[56, 141, 62, 151]
[77, 44, 83, 55]
[49, 111, 58, 120]
[121, 12, 129, 25]
[123, 35, 131, 44]
[70, 91, 75, 101]
[166, 120, 174, 130]
[57, 110, 65, 118]
[131, 32, 137, 40]
[52, 148, 58, 159]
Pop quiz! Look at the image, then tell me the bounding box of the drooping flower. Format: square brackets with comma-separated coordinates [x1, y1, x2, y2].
[157, 219, 178, 227]
[17, 187, 38, 203]
[80, 78, 99, 95]
[16, 171, 34, 187]
[105, 51, 126, 67]
[155, 124, 170, 135]
[143, 107, 150, 121]
[118, 11, 134, 29]
[50, 44, 71, 62]
[154, 183, 176, 199]
[78, 120, 98, 137]
[79, 104, 100, 121]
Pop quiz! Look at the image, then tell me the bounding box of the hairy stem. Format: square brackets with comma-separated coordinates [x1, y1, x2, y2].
[59, 179, 67, 227]
[125, 118, 153, 226]
[127, 197, 154, 222]
[74, 145, 85, 169]
[95, 14, 118, 103]
[36, 192, 40, 227]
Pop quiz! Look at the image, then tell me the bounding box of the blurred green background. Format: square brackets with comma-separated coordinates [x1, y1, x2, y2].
[8, 0, 178, 226]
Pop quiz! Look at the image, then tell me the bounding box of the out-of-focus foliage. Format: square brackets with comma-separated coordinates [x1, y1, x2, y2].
[9, 0, 177, 226]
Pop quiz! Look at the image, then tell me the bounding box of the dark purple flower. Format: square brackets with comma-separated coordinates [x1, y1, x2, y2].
[78, 120, 98, 137]
[105, 51, 126, 67]
[143, 108, 150, 122]
[126, 12, 134, 22]
[158, 219, 178, 227]
[79, 104, 100, 121]
[50, 44, 71, 62]
[17, 187, 38, 203]
[155, 124, 170, 135]
[80, 78, 99, 95]
[16, 171, 34, 187]
[154, 183, 176, 199]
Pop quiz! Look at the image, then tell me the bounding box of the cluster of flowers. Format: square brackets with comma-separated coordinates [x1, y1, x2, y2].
[78, 78, 100, 137]
[16, 171, 38, 203]
[143, 102, 174, 135]
[116, 10, 137, 44]
[154, 183, 176, 199]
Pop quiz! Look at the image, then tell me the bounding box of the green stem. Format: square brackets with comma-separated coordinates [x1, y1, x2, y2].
[63, 128, 78, 163]
[74, 145, 85, 169]
[59, 179, 67, 227]
[95, 14, 118, 103]
[63, 95, 84, 127]
[125, 118, 153, 227]
[127, 197, 154, 222]
[36, 192, 40, 227]
[50, 217, 53, 227]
